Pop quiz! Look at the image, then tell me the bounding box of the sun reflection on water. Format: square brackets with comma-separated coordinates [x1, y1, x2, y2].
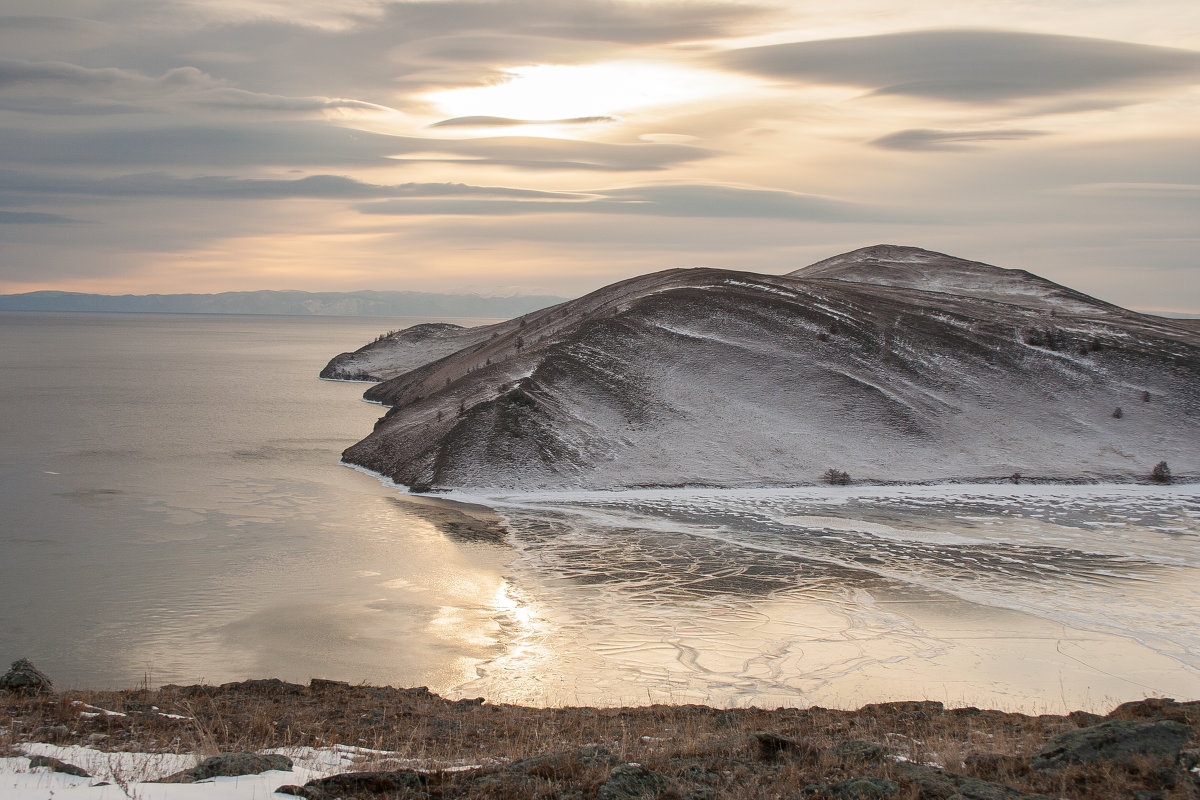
[492, 579, 537, 630]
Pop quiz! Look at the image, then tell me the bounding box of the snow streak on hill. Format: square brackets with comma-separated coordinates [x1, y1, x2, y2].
[327, 246, 1200, 491]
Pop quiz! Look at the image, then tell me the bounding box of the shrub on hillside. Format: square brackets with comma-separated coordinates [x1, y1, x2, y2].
[823, 468, 851, 486]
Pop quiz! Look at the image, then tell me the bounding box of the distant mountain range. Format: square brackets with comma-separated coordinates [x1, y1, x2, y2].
[0, 289, 567, 318]
[327, 245, 1200, 490]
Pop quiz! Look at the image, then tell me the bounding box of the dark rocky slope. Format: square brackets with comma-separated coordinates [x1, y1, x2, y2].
[329, 245, 1200, 490]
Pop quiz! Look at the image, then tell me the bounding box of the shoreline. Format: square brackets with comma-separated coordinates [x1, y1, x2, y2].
[327, 471, 1200, 716]
[445, 478, 1200, 504]
[342, 457, 1200, 505]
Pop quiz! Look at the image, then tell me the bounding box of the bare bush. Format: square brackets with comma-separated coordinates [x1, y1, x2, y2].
[823, 468, 851, 486]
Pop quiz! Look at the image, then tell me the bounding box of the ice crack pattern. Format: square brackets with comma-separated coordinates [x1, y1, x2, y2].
[456, 485, 1200, 712]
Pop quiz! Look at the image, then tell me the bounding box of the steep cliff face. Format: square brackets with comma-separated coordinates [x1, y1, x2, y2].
[332, 246, 1200, 490]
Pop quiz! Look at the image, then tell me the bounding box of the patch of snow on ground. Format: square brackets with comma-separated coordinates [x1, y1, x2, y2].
[1, 743, 486, 800]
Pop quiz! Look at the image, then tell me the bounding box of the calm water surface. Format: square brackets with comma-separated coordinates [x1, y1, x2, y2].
[1, 311, 1197, 712]
[0, 312, 511, 690]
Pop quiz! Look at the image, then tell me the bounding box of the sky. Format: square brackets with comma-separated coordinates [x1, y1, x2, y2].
[0, 0, 1198, 311]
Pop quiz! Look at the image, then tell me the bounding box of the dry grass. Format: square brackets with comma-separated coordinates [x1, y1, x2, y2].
[2, 681, 1197, 799]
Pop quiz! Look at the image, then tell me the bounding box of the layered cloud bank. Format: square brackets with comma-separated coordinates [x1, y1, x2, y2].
[1, 1, 1198, 310]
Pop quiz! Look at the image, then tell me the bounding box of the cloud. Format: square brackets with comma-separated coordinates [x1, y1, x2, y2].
[430, 116, 616, 128]
[49, 1, 778, 102]
[398, 33, 616, 67]
[0, 124, 709, 171]
[871, 128, 1048, 151]
[720, 29, 1200, 104]
[0, 14, 112, 60]
[0, 15, 101, 34]
[0, 97, 145, 115]
[0, 58, 395, 117]
[356, 183, 917, 222]
[0, 58, 216, 94]
[0, 122, 401, 168]
[373, 0, 775, 46]
[387, 135, 712, 172]
[0, 170, 575, 200]
[0, 210, 78, 224]
[184, 88, 396, 113]
[1059, 182, 1200, 197]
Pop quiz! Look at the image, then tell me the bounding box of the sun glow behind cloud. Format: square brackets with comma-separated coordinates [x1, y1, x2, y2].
[426, 62, 754, 121]
[3, 1, 1200, 309]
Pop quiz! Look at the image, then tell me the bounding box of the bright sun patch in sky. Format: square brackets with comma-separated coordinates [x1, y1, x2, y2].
[427, 62, 750, 120]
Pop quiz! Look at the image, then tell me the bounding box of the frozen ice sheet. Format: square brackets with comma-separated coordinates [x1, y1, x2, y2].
[450, 484, 1200, 712]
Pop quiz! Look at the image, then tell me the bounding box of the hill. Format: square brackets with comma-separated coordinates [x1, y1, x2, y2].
[330, 245, 1200, 490]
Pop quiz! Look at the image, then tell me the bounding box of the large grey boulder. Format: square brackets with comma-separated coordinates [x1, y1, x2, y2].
[1030, 719, 1193, 769]
[0, 659, 53, 694]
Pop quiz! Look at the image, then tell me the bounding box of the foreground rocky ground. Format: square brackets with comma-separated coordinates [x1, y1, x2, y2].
[3, 666, 1198, 799]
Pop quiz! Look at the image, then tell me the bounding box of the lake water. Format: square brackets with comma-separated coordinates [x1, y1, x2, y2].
[1, 311, 1197, 712]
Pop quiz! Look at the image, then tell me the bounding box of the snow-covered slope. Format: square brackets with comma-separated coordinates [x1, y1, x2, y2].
[793, 244, 1119, 315]
[321, 322, 500, 382]
[330, 246, 1200, 490]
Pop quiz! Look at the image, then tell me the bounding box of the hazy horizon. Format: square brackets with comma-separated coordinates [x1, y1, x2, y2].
[1, 1, 1198, 311]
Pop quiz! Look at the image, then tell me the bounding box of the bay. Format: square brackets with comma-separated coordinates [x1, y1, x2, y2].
[1, 311, 1196, 712]
[0, 311, 511, 690]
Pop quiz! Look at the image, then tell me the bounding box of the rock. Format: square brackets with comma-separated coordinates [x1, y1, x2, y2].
[32, 724, 70, 742]
[276, 769, 428, 799]
[466, 771, 543, 796]
[963, 753, 1031, 780]
[858, 700, 945, 717]
[218, 678, 305, 695]
[156, 751, 293, 783]
[28, 755, 90, 777]
[507, 745, 617, 778]
[1030, 719, 1193, 770]
[0, 659, 53, 695]
[755, 731, 819, 761]
[1066, 710, 1105, 726]
[833, 740, 889, 764]
[308, 678, 350, 692]
[803, 776, 899, 798]
[158, 683, 218, 697]
[894, 763, 1056, 800]
[598, 762, 671, 799]
[452, 696, 486, 709]
[1106, 697, 1193, 723]
[951, 779, 1056, 800]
